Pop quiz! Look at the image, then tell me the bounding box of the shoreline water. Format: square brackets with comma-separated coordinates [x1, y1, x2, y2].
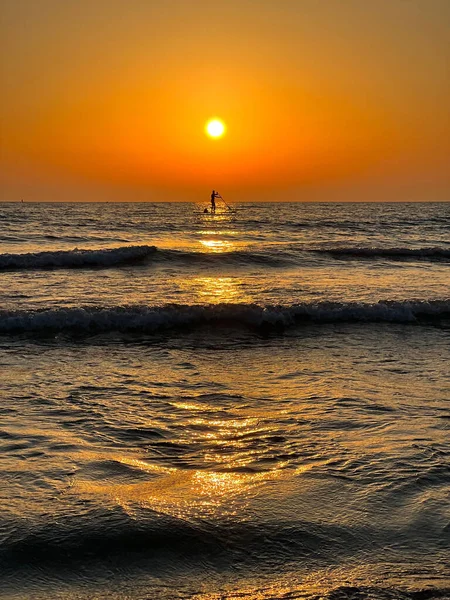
[1, 202, 448, 599]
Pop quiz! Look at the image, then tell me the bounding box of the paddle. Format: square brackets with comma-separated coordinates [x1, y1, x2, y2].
[217, 194, 234, 211]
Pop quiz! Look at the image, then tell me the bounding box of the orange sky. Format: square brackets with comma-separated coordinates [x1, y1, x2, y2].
[1, 0, 449, 202]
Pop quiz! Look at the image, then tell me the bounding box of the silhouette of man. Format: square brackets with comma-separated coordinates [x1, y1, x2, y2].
[210, 190, 219, 212]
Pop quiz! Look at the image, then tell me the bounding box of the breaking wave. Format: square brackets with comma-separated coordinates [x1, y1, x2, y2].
[0, 245, 293, 270]
[0, 245, 157, 270]
[1, 244, 449, 272]
[314, 246, 450, 261]
[1, 300, 449, 335]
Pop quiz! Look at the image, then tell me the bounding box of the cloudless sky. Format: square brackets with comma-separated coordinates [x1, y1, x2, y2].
[1, 0, 449, 202]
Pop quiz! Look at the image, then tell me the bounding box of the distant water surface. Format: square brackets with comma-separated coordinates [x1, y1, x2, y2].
[0, 202, 449, 599]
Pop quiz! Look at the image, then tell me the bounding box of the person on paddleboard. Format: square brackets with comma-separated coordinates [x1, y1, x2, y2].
[210, 190, 220, 213]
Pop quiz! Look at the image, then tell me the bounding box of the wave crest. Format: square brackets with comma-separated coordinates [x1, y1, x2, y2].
[0, 245, 157, 270]
[1, 300, 449, 335]
[315, 247, 450, 260]
[2, 244, 449, 272]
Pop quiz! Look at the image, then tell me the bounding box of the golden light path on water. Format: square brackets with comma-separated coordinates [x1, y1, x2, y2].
[181, 212, 255, 302]
[71, 358, 321, 526]
[200, 239, 235, 252]
[74, 440, 313, 524]
[76, 468, 273, 522]
[189, 276, 251, 303]
[69, 207, 279, 524]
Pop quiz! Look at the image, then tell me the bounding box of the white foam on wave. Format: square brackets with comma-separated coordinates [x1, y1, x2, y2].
[1, 300, 449, 334]
[0, 245, 291, 270]
[4, 244, 447, 272]
[0, 245, 157, 270]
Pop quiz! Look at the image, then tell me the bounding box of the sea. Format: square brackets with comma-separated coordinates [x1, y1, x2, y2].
[0, 201, 449, 600]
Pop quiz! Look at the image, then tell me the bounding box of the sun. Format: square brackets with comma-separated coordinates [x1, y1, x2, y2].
[205, 118, 226, 139]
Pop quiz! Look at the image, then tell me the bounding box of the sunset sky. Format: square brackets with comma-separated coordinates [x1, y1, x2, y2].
[1, 0, 449, 202]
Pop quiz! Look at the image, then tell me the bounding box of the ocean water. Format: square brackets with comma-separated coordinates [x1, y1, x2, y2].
[0, 201, 449, 600]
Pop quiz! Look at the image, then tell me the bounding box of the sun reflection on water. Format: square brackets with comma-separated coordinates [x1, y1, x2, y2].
[200, 239, 235, 252]
[75, 462, 278, 523]
[198, 229, 239, 237]
[176, 275, 252, 303]
[73, 403, 289, 522]
[193, 276, 249, 302]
